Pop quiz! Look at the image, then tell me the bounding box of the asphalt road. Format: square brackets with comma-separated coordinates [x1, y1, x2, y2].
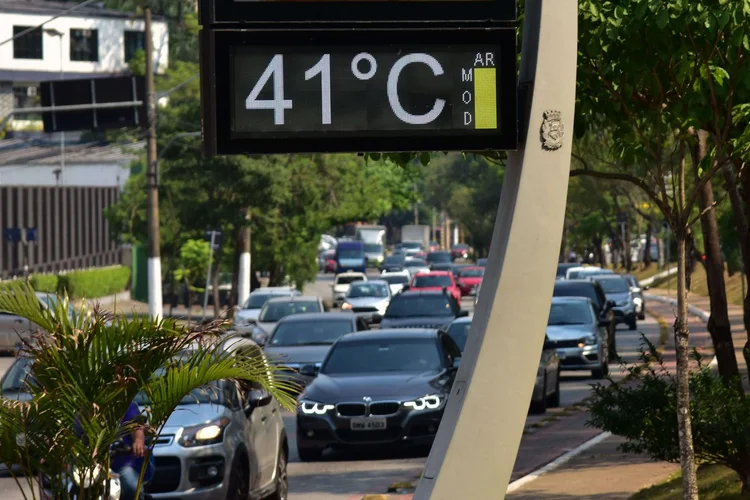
[0, 273, 663, 500]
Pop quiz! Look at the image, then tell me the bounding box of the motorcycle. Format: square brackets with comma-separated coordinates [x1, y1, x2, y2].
[42, 440, 153, 500]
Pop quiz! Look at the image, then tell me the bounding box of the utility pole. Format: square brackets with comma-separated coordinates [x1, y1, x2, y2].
[237, 212, 252, 308]
[144, 5, 162, 320]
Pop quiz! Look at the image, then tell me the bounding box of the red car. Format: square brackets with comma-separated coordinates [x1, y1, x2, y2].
[451, 243, 470, 260]
[457, 266, 485, 297]
[409, 271, 462, 303]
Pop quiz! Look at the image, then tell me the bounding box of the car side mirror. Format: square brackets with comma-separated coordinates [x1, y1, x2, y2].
[457, 310, 469, 318]
[245, 390, 272, 415]
[371, 313, 382, 323]
[300, 364, 320, 377]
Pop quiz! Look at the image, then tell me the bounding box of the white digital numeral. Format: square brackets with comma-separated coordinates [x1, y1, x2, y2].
[245, 54, 293, 125]
[387, 53, 446, 125]
[305, 54, 332, 125]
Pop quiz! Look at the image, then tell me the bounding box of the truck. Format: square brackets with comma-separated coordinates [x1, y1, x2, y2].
[401, 225, 431, 250]
[335, 240, 367, 274]
[356, 225, 387, 267]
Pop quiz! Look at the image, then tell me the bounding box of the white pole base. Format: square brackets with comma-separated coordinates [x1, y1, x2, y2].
[238, 251, 251, 307]
[147, 257, 163, 321]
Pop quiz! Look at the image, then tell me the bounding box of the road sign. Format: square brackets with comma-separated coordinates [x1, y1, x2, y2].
[205, 230, 223, 251]
[39, 76, 146, 133]
[201, 0, 517, 25]
[201, 28, 517, 155]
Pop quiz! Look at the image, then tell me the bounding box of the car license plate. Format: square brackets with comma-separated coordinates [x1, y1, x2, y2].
[350, 417, 387, 431]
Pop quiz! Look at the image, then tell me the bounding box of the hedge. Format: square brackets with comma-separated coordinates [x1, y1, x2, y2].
[57, 266, 131, 299]
[30, 274, 59, 293]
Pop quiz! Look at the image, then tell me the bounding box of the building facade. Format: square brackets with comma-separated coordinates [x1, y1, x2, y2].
[0, 0, 168, 123]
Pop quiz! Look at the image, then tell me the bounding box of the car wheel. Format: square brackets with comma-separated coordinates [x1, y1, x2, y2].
[638, 311, 646, 320]
[267, 448, 288, 500]
[226, 454, 250, 500]
[628, 318, 637, 330]
[297, 446, 323, 462]
[547, 369, 561, 407]
[529, 378, 547, 415]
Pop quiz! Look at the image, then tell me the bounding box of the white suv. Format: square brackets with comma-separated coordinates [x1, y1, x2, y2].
[331, 272, 367, 307]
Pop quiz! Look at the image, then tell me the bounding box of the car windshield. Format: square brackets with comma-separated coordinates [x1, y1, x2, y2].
[135, 375, 231, 407]
[447, 322, 471, 352]
[405, 260, 428, 268]
[596, 278, 631, 294]
[38, 294, 75, 318]
[384, 255, 405, 265]
[459, 268, 484, 278]
[548, 302, 594, 325]
[336, 275, 365, 285]
[385, 295, 453, 318]
[347, 283, 389, 298]
[1, 356, 34, 392]
[269, 320, 354, 347]
[259, 301, 321, 322]
[402, 242, 422, 249]
[413, 275, 452, 288]
[477, 259, 488, 266]
[567, 270, 583, 279]
[427, 252, 452, 263]
[322, 339, 443, 374]
[554, 284, 597, 302]
[338, 248, 363, 259]
[243, 293, 280, 309]
[364, 243, 383, 253]
[453, 244, 468, 250]
[381, 275, 409, 285]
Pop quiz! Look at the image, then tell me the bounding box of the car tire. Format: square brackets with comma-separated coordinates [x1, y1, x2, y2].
[547, 370, 561, 408]
[638, 310, 646, 320]
[529, 379, 547, 415]
[297, 446, 323, 462]
[266, 448, 288, 500]
[628, 318, 637, 330]
[226, 454, 250, 500]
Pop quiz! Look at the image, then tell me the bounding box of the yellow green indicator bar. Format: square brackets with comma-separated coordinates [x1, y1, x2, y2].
[474, 68, 497, 130]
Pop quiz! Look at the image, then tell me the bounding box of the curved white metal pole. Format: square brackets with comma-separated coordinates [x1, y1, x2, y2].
[414, 1, 578, 498]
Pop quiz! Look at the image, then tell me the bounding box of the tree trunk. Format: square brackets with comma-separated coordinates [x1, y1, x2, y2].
[211, 258, 221, 319]
[675, 230, 700, 500]
[693, 131, 740, 382]
[644, 220, 653, 267]
[733, 158, 750, 374]
[624, 217, 633, 272]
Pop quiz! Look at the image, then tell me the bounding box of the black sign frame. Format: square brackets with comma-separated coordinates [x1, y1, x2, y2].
[200, 0, 516, 26]
[201, 27, 517, 155]
[40, 76, 146, 133]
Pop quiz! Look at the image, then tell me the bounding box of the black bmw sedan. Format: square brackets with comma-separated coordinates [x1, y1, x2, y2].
[295, 329, 462, 461]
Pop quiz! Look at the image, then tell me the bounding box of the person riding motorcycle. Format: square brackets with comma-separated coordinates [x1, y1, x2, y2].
[114, 401, 150, 500]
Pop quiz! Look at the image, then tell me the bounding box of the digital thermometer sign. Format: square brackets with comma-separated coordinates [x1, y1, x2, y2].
[202, 28, 517, 154]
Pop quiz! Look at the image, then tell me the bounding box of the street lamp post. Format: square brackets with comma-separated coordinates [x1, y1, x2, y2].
[44, 28, 65, 186]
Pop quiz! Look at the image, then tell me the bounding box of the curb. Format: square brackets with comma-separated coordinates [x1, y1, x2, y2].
[644, 294, 717, 368]
[640, 266, 678, 288]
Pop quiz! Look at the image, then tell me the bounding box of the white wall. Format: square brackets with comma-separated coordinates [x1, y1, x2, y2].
[0, 163, 131, 187]
[0, 12, 168, 75]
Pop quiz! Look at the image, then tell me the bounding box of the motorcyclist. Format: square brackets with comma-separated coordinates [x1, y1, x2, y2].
[112, 401, 148, 500]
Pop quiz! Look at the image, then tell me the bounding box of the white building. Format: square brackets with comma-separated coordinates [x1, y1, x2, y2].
[0, 0, 169, 123]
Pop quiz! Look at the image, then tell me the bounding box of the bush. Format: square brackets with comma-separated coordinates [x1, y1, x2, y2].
[587, 335, 750, 494]
[58, 266, 131, 299]
[30, 274, 59, 293]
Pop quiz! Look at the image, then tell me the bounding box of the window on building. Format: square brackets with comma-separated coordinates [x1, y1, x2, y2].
[70, 29, 98, 62]
[124, 31, 145, 63]
[13, 26, 43, 59]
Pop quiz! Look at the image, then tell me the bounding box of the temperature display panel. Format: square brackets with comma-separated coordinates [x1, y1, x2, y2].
[204, 28, 517, 154]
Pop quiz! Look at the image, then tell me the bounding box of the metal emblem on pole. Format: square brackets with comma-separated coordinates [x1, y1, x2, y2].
[540, 110, 564, 151]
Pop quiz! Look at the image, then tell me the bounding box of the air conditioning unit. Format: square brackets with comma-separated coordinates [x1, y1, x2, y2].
[27, 86, 37, 97]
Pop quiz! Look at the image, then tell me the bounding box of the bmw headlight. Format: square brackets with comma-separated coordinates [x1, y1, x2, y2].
[179, 417, 230, 447]
[299, 400, 335, 415]
[403, 395, 442, 411]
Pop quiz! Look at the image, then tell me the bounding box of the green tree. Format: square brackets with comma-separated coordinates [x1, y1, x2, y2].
[173, 239, 210, 320]
[576, 1, 750, 495]
[0, 281, 295, 500]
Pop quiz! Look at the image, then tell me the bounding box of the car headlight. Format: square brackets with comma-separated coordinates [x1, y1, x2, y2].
[341, 302, 353, 310]
[179, 417, 230, 447]
[633, 297, 643, 305]
[299, 400, 335, 415]
[583, 335, 597, 345]
[403, 395, 442, 411]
